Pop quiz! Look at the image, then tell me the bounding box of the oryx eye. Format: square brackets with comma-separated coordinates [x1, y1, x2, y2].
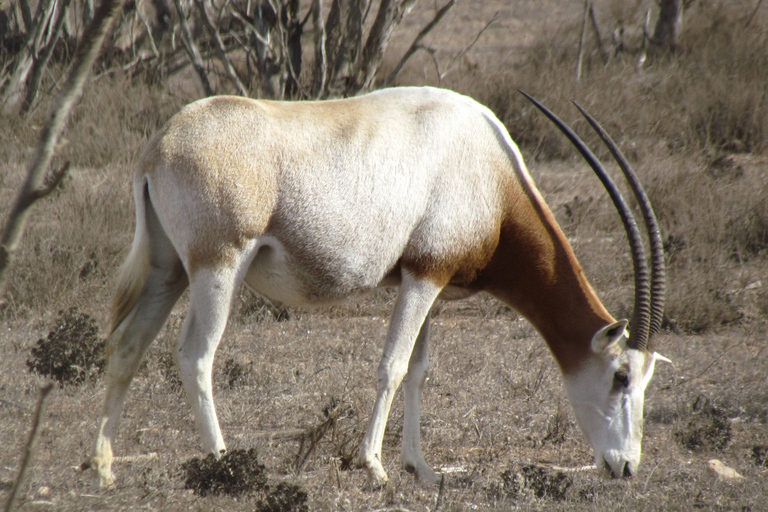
[614, 369, 630, 388]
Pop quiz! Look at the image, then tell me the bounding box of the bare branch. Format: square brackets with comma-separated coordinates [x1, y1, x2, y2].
[352, 0, 420, 93]
[229, 3, 270, 45]
[0, 0, 129, 304]
[20, 0, 73, 117]
[173, 0, 214, 96]
[383, 0, 454, 87]
[311, 0, 327, 98]
[3, 383, 54, 512]
[436, 12, 497, 80]
[194, 0, 247, 96]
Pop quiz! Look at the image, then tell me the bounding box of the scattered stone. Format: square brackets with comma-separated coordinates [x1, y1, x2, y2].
[706, 459, 744, 480]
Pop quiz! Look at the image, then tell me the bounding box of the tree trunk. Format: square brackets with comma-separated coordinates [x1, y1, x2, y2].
[652, 0, 683, 51]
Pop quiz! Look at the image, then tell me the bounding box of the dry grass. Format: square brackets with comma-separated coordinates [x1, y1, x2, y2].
[1, 1, 767, 510]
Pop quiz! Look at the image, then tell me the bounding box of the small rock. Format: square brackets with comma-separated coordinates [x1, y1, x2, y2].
[706, 459, 744, 480]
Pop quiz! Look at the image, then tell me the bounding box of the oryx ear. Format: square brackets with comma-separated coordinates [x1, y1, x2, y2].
[641, 352, 674, 388]
[591, 320, 629, 354]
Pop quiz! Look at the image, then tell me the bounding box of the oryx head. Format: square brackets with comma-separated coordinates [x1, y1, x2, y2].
[522, 92, 670, 478]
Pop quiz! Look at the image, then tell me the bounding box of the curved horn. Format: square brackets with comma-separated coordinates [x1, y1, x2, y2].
[518, 90, 652, 351]
[572, 103, 666, 346]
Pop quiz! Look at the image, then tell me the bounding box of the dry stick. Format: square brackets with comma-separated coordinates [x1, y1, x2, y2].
[0, 0, 127, 305]
[588, 3, 610, 64]
[383, 0, 455, 87]
[113, 452, 159, 463]
[295, 401, 352, 471]
[194, 0, 248, 96]
[576, 0, 589, 82]
[4, 383, 54, 512]
[173, 0, 214, 96]
[432, 474, 446, 512]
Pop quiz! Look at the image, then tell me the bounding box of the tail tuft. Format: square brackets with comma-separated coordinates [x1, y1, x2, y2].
[108, 183, 151, 336]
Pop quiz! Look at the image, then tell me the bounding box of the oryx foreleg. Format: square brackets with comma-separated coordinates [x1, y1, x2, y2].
[401, 313, 439, 483]
[358, 271, 443, 486]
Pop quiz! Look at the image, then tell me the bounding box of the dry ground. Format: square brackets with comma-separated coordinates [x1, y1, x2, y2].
[2, 0, 768, 510]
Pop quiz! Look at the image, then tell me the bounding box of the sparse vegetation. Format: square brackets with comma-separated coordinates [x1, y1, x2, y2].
[1, 1, 767, 511]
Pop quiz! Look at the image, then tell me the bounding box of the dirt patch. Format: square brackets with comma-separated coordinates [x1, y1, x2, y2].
[488, 464, 573, 502]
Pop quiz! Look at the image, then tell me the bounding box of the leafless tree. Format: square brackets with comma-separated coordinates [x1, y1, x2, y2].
[0, 0, 129, 306]
[1, 0, 73, 115]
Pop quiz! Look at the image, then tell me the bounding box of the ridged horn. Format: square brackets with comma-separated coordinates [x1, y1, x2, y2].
[572, 103, 666, 347]
[518, 90, 653, 351]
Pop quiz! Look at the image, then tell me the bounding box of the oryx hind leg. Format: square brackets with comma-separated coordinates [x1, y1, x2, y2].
[358, 270, 443, 486]
[95, 203, 188, 487]
[175, 244, 256, 458]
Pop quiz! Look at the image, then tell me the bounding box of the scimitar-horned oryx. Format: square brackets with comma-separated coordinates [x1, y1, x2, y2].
[91, 86, 669, 487]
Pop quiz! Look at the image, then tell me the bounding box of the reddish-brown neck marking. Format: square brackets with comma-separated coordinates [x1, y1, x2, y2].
[479, 177, 615, 374]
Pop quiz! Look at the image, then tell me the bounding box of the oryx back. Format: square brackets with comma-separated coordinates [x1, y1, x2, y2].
[143, 87, 525, 305]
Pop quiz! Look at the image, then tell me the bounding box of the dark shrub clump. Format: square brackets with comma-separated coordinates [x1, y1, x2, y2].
[27, 307, 105, 386]
[674, 396, 731, 452]
[182, 448, 267, 497]
[255, 482, 309, 512]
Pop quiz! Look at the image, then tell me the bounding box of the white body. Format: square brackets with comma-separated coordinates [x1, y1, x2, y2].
[93, 87, 661, 486]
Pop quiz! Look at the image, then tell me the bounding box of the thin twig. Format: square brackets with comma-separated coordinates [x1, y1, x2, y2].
[383, 0, 455, 87]
[4, 383, 54, 512]
[432, 474, 446, 512]
[588, 3, 610, 64]
[195, 0, 248, 96]
[437, 12, 498, 80]
[173, 0, 214, 96]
